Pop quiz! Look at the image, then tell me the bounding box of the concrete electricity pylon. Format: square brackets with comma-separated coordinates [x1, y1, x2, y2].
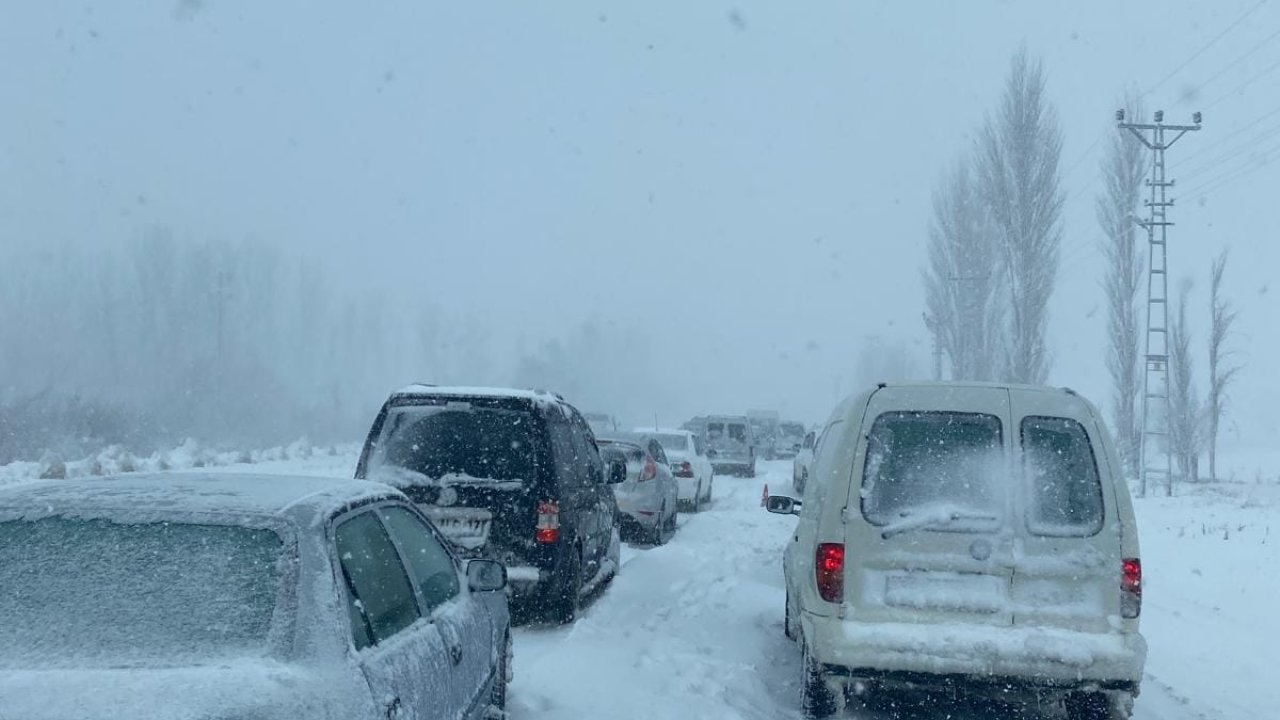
[1116, 108, 1202, 497]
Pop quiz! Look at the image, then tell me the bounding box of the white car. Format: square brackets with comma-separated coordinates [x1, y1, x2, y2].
[0, 473, 512, 720]
[768, 383, 1146, 719]
[635, 427, 714, 511]
[597, 434, 680, 545]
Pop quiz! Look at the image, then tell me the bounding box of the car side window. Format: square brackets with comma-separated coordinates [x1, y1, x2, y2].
[547, 417, 579, 485]
[693, 434, 705, 456]
[569, 416, 603, 485]
[379, 505, 461, 613]
[649, 440, 668, 465]
[335, 511, 421, 650]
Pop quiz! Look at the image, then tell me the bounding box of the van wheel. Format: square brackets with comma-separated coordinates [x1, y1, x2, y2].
[801, 638, 837, 718]
[651, 504, 669, 546]
[488, 631, 511, 710]
[1064, 691, 1113, 720]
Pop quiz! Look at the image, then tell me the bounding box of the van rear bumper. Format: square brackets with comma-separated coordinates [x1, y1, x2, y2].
[805, 615, 1146, 690]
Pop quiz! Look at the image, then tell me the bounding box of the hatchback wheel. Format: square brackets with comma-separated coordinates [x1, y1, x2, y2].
[651, 504, 670, 545]
[488, 632, 511, 711]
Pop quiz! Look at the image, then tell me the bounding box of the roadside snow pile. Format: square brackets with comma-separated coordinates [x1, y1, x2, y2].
[0, 439, 361, 486]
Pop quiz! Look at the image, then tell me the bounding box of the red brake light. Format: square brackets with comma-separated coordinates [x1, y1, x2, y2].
[1121, 557, 1141, 618]
[815, 543, 845, 603]
[674, 461, 694, 478]
[536, 500, 560, 544]
[641, 456, 657, 481]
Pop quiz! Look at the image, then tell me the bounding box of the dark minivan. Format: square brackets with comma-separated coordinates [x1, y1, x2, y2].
[355, 385, 621, 624]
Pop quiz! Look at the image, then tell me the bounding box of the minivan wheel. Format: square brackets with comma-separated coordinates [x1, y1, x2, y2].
[783, 590, 795, 640]
[801, 638, 838, 718]
[547, 551, 583, 624]
[1064, 691, 1113, 720]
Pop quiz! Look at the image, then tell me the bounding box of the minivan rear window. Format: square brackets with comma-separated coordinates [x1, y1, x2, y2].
[369, 404, 537, 485]
[1021, 416, 1104, 537]
[861, 411, 1003, 527]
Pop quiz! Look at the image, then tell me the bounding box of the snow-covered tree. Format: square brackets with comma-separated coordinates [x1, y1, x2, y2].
[977, 48, 1064, 384]
[1097, 93, 1147, 479]
[1168, 279, 1201, 491]
[1206, 250, 1242, 482]
[923, 159, 1004, 381]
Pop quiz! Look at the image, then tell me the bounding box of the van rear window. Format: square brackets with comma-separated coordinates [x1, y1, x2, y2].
[861, 412, 1003, 527]
[1021, 416, 1104, 537]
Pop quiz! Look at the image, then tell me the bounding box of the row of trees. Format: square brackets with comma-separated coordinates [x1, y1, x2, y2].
[923, 48, 1063, 385]
[0, 229, 494, 463]
[922, 50, 1243, 493]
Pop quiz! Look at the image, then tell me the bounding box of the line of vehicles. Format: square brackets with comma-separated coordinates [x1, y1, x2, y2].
[0, 381, 1146, 720]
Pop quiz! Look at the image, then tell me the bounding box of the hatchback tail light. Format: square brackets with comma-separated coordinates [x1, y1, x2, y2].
[535, 500, 560, 544]
[1121, 557, 1141, 618]
[815, 543, 845, 603]
[641, 456, 657, 481]
[674, 461, 694, 478]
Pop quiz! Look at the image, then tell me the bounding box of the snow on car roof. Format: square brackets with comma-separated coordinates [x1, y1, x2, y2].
[632, 427, 692, 436]
[393, 384, 564, 404]
[0, 472, 400, 521]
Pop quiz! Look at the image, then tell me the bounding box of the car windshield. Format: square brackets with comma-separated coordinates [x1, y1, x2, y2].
[369, 404, 537, 484]
[0, 517, 285, 669]
[861, 411, 1004, 527]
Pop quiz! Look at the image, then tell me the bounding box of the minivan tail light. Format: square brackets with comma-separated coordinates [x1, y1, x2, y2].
[1121, 557, 1141, 618]
[641, 457, 657, 481]
[674, 461, 694, 478]
[535, 500, 560, 544]
[815, 543, 845, 603]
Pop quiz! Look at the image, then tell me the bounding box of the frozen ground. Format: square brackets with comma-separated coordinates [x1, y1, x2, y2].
[5, 451, 1274, 718]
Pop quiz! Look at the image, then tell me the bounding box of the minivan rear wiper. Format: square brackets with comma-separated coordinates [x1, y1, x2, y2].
[880, 508, 1000, 539]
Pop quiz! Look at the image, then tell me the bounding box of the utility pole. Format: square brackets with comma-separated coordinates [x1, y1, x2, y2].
[1116, 109, 1201, 498]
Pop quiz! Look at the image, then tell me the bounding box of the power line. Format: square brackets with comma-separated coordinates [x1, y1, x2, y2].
[1145, 0, 1270, 97]
[1174, 25, 1280, 106]
[1203, 53, 1280, 110]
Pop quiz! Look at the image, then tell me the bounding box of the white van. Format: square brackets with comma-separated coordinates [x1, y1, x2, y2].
[768, 383, 1145, 719]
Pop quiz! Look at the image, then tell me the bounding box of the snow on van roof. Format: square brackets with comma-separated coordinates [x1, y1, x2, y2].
[871, 381, 1079, 395]
[0, 472, 400, 521]
[632, 427, 692, 436]
[393, 384, 564, 403]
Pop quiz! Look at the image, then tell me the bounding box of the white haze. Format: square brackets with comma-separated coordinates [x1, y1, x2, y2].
[2, 1, 1277, 459]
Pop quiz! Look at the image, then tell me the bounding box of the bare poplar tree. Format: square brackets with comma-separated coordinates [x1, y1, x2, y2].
[977, 48, 1064, 384]
[923, 159, 1004, 381]
[1097, 93, 1147, 478]
[1207, 250, 1241, 481]
[1167, 279, 1201, 491]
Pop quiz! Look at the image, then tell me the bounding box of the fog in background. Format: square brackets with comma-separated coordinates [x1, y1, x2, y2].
[3, 1, 1277, 461]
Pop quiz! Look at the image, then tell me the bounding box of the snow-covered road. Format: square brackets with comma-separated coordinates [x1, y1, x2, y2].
[201, 453, 1272, 718]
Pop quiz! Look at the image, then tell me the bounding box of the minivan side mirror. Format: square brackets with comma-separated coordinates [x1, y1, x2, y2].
[466, 559, 507, 592]
[607, 459, 627, 485]
[765, 495, 801, 516]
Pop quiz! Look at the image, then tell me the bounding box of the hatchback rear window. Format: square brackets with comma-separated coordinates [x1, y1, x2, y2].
[861, 411, 1004, 527]
[369, 404, 537, 484]
[0, 517, 285, 669]
[1021, 416, 1105, 537]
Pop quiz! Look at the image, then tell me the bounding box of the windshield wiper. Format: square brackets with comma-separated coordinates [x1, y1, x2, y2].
[880, 509, 1000, 539]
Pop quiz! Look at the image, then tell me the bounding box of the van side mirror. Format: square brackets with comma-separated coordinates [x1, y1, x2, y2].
[607, 459, 627, 485]
[765, 495, 801, 516]
[466, 559, 507, 592]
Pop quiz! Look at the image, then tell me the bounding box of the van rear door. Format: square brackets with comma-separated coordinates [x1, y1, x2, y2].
[845, 385, 1015, 627]
[1008, 390, 1122, 633]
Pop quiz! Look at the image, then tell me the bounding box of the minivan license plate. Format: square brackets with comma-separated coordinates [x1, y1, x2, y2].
[421, 506, 493, 550]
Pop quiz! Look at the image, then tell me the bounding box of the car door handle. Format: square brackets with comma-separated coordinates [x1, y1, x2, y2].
[449, 642, 464, 666]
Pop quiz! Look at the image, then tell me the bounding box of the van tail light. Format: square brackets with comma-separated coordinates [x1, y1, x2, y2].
[535, 500, 560, 544]
[641, 457, 657, 481]
[674, 461, 694, 478]
[1121, 558, 1142, 618]
[815, 543, 845, 603]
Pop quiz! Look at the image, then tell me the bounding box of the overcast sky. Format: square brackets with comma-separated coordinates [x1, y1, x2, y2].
[3, 1, 1277, 449]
